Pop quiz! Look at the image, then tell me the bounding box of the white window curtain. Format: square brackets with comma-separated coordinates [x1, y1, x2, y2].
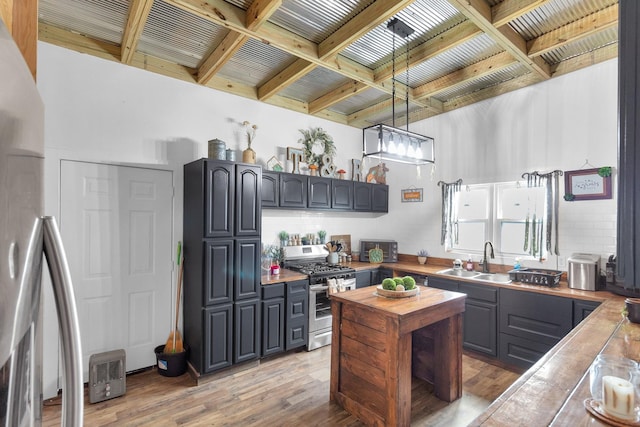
[438, 179, 463, 248]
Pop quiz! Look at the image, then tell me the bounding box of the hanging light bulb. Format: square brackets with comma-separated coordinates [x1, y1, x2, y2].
[406, 139, 415, 157]
[396, 135, 406, 156]
[387, 133, 396, 153]
[414, 141, 423, 159]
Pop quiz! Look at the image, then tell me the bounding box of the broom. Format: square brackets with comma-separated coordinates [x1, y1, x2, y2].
[164, 241, 184, 353]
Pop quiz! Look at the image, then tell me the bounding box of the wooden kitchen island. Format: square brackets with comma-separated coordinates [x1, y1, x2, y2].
[329, 285, 466, 426]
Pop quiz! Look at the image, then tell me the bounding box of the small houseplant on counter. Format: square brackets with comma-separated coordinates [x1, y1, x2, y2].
[278, 230, 289, 246]
[417, 249, 429, 265]
[318, 230, 326, 244]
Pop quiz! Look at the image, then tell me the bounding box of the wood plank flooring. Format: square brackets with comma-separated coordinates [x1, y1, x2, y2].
[42, 347, 520, 426]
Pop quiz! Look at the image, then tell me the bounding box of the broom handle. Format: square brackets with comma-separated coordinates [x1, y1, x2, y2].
[173, 255, 184, 349]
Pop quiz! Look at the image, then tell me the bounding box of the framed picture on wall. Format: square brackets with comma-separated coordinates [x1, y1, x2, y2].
[564, 167, 612, 201]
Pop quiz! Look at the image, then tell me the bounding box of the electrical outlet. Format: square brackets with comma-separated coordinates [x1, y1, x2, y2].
[558, 256, 566, 268]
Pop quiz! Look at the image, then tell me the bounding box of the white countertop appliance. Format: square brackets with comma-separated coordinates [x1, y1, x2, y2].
[568, 253, 601, 291]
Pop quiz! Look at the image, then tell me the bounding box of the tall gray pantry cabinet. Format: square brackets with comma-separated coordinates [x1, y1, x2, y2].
[183, 158, 262, 375]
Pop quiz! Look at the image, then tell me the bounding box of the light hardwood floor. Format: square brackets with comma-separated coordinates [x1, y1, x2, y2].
[42, 347, 520, 426]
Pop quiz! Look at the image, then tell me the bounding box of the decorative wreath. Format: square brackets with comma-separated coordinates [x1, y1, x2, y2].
[298, 127, 336, 166]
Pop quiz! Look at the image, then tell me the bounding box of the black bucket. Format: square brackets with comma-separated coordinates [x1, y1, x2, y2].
[154, 345, 188, 377]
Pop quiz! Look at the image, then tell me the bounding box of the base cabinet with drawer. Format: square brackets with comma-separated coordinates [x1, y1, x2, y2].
[499, 288, 573, 369]
[427, 277, 498, 357]
[261, 280, 309, 357]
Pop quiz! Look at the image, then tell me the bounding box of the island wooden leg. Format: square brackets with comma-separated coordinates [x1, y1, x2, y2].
[387, 318, 412, 427]
[433, 313, 463, 402]
[329, 300, 342, 402]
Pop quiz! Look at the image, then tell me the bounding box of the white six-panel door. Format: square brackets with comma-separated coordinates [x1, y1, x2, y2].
[60, 160, 173, 379]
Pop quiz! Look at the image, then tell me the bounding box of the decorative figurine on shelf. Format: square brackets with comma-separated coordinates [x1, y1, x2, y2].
[242, 120, 257, 163]
[308, 164, 318, 176]
[287, 147, 304, 173]
[366, 163, 389, 184]
[337, 169, 346, 180]
[351, 159, 362, 181]
[320, 153, 337, 177]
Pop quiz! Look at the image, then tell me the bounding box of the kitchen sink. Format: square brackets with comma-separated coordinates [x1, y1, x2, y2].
[473, 273, 512, 284]
[436, 269, 512, 284]
[436, 268, 481, 278]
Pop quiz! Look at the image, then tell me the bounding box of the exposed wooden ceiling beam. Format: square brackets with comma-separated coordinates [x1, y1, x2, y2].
[527, 4, 618, 58]
[551, 42, 618, 78]
[308, 80, 369, 115]
[492, 0, 552, 27]
[317, 0, 416, 60]
[121, 0, 154, 64]
[197, 32, 248, 84]
[374, 20, 483, 83]
[246, 0, 282, 31]
[447, 0, 551, 79]
[414, 51, 518, 99]
[200, 0, 280, 85]
[258, 58, 317, 100]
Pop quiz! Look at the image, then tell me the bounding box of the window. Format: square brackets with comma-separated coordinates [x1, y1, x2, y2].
[448, 182, 545, 258]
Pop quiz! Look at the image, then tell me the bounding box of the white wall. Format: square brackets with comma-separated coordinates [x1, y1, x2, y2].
[38, 42, 618, 267]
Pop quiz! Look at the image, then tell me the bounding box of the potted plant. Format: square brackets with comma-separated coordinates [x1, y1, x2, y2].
[417, 249, 429, 265]
[318, 230, 327, 244]
[278, 231, 289, 246]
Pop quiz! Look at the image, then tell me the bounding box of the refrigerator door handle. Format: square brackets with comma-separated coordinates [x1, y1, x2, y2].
[43, 216, 84, 427]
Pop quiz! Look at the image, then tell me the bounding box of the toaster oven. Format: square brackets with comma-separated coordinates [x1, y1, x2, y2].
[359, 239, 398, 262]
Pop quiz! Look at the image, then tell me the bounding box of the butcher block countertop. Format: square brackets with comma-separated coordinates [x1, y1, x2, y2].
[263, 258, 635, 425]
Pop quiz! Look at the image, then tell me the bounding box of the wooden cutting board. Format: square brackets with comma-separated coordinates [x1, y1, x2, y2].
[330, 234, 351, 254]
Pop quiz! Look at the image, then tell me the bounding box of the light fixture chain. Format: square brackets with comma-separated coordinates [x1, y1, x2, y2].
[406, 33, 410, 132]
[391, 22, 396, 128]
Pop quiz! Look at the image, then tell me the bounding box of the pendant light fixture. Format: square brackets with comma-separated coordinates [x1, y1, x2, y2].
[362, 18, 435, 165]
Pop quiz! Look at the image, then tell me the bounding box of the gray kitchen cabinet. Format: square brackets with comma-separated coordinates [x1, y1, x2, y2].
[308, 176, 331, 209]
[203, 303, 233, 373]
[183, 158, 262, 376]
[355, 269, 373, 288]
[427, 276, 459, 292]
[459, 282, 498, 357]
[286, 280, 308, 350]
[573, 299, 601, 327]
[234, 298, 261, 363]
[499, 288, 572, 369]
[353, 182, 372, 211]
[371, 184, 389, 212]
[263, 171, 385, 213]
[332, 179, 353, 210]
[262, 284, 285, 357]
[427, 276, 498, 357]
[280, 173, 308, 208]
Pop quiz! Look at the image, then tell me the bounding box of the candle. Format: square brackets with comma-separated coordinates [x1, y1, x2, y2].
[602, 375, 636, 420]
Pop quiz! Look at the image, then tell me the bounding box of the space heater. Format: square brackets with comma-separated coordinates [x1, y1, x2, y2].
[88, 349, 126, 403]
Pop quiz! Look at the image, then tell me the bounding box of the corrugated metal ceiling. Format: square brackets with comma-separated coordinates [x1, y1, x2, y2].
[37, 0, 620, 128]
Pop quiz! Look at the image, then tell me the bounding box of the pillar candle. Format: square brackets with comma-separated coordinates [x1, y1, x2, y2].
[602, 375, 636, 420]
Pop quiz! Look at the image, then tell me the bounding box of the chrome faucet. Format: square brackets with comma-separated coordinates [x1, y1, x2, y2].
[482, 241, 495, 273]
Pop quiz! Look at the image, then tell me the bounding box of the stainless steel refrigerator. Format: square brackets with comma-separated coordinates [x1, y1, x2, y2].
[0, 20, 83, 426]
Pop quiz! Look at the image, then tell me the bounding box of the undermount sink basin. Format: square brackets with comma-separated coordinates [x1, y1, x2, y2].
[473, 273, 512, 284]
[436, 269, 512, 284]
[436, 268, 481, 278]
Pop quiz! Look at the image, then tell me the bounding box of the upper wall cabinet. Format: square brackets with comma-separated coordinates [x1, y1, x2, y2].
[261, 171, 387, 213]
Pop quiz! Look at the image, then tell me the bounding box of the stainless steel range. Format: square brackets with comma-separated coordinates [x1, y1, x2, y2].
[283, 245, 356, 351]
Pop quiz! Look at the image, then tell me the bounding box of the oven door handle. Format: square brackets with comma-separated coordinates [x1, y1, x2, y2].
[310, 284, 328, 292]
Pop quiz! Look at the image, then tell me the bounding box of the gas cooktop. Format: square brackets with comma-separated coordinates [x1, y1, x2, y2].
[286, 262, 355, 276]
